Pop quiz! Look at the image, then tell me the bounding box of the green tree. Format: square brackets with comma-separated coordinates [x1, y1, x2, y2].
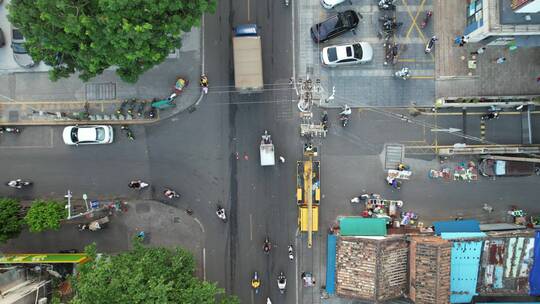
[0, 198, 23, 243]
[71, 242, 238, 304]
[24, 200, 67, 233]
[8, 0, 215, 83]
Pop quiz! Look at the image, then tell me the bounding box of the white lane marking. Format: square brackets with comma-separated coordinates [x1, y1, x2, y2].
[250, 214, 253, 241]
[203, 247, 207, 281]
[291, 0, 297, 96]
[194, 217, 205, 234]
[295, 228, 299, 304]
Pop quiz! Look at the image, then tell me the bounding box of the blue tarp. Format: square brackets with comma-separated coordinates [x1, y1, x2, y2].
[326, 234, 336, 295]
[433, 220, 481, 235]
[450, 240, 483, 303]
[530, 230, 540, 295]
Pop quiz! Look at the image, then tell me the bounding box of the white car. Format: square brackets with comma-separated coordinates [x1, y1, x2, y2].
[321, 42, 373, 67]
[62, 125, 114, 145]
[320, 0, 349, 9]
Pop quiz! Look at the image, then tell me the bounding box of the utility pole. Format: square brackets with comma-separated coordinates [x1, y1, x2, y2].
[65, 190, 72, 220]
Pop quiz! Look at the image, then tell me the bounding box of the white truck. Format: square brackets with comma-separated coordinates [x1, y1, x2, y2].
[233, 24, 263, 93]
[260, 130, 275, 166]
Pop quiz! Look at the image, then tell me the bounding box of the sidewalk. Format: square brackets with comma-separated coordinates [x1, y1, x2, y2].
[0, 200, 206, 275]
[434, 0, 540, 98]
[0, 27, 203, 125]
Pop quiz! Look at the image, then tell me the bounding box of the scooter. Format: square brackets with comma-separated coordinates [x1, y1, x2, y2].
[288, 245, 294, 260]
[163, 188, 180, 199]
[277, 272, 287, 294]
[6, 179, 32, 189]
[284, 0, 289, 6]
[121, 125, 135, 140]
[216, 205, 227, 222]
[425, 36, 438, 54]
[0, 127, 21, 134]
[136, 101, 146, 118]
[395, 67, 411, 80]
[420, 11, 433, 29]
[128, 180, 149, 190]
[321, 111, 329, 130]
[339, 105, 351, 127]
[378, 0, 396, 10]
[481, 112, 499, 121]
[263, 236, 271, 254]
[350, 193, 371, 204]
[200, 74, 209, 95]
[251, 272, 261, 294]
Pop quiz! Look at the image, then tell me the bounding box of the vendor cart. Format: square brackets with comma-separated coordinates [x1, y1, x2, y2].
[260, 130, 275, 166]
[387, 169, 412, 180]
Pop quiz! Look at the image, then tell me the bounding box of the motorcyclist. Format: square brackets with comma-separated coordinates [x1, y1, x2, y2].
[128, 180, 141, 189]
[339, 105, 352, 116]
[277, 272, 287, 293]
[164, 189, 179, 199]
[200, 74, 209, 94]
[251, 273, 261, 292]
[7, 179, 22, 188]
[263, 238, 271, 253]
[216, 206, 226, 221]
[288, 245, 294, 260]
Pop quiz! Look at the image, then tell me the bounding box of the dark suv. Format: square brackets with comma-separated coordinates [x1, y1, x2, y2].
[310, 10, 360, 43]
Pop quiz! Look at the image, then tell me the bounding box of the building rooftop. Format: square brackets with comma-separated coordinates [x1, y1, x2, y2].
[500, 0, 540, 24]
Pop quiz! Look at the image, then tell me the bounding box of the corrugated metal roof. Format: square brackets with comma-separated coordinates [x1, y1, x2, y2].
[450, 240, 483, 303]
[339, 217, 387, 236]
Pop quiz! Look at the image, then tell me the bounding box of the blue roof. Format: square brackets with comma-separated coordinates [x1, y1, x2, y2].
[441, 232, 486, 240]
[450, 240, 483, 303]
[530, 230, 540, 296]
[433, 220, 481, 235]
[326, 234, 337, 294]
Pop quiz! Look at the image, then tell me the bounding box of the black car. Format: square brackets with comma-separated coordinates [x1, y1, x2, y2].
[310, 10, 360, 43]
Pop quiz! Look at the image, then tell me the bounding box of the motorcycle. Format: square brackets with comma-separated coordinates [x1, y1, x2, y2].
[395, 67, 411, 80]
[277, 272, 287, 294]
[163, 188, 180, 199]
[251, 272, 261, 294]
[116, 100, 129, 116]
[263, 236, 271, 254]
[420, 11, 433, 29]
[136, 101, 146, 118]
[425, 36, 438, 54]
[216, 205, 227, 222]
[321, 111, 329, 130]
[350, 193, 371, 204]
[378, 0, 396, 10]
[338, 105, 351, 127]
[288, 245, 294, 260]
[481, 112, 499, 121]
[128, 180, 149, 190]
[6, 179, 32, 189]
[121, 125, 135, 140]
[200, 74, 209, 95]
[383, 42, 398, 65]
[0, 127, 21, 134]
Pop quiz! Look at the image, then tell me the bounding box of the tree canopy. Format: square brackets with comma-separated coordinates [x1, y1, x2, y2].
[8, 0, 215, 83]
[71, 242, 238, 304]
[24, 199, 67, 232]
[0, 198, 23, 243]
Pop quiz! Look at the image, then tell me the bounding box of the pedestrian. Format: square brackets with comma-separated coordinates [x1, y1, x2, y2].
[470, 47, 486, 55]
[493, 56, 506, 64]
[279, 156, 285, 163]
[455, 35, 467, 47]
[536, 76, 540, 83]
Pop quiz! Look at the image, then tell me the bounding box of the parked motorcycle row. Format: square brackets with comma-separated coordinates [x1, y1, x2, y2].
[116, 98, 156, 120]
